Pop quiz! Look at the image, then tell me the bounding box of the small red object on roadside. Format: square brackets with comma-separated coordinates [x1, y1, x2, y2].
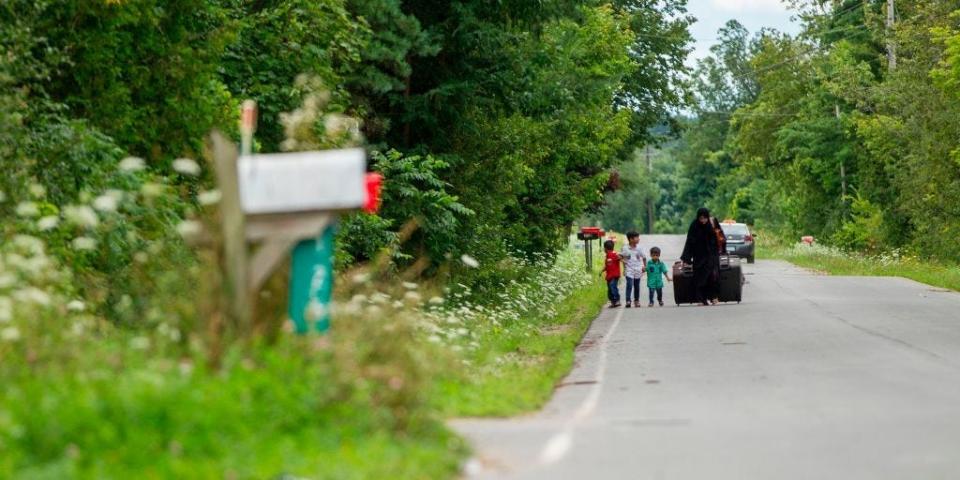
[801, 235, 815, 245]
[364, 172, 383, 214]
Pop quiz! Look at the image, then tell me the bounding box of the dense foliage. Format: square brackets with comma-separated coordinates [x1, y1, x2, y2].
[605, 1, 960, 263]
[1, 1, 692, 477]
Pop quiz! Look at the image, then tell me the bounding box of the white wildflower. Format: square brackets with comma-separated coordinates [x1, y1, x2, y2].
[72, 237, 97, 251]
[129, 336, 150, 350]
[1, 327, 20, 342]
[402, 281, 419, 290]
[460, 254, 480, 268]
[105, 189, 126, 202]
[28, 184, 46, 198]
[0, 274, 15, 290]
[392, 300, 404, 309]
[15, 202, 39, 218]
[37, 216, 60, 231]
[92, 194, 118, 213]
[351, 272, 371, 285]
[140, 182, 165, 198]
[427, 334, 442, 344]
[13, 235, 44, 255]
[197, 190, 221, 206]
[306, 299, 327, 321]
[428, 296, 445, 305]
[324, 113, 349, 137]
[403, 291, 422, 302]
[119, 156, 146, 172]
[13, 287, 51, 306]
[64, 205, 99, 228]
[0, 297, 11, 323]
[172, 158, 201, 176]
[350, 293, 369, 304]
[66, 300, 86, 312]
[176, 220, 203, 240]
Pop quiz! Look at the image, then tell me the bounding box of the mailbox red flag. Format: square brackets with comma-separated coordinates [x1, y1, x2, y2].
[364, 172, 384, 214]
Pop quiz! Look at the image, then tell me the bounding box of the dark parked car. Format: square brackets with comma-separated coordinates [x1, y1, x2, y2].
[720, 221, 755, 263]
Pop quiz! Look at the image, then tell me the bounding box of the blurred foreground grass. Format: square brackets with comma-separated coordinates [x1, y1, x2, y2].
[1, 241, 606, 479]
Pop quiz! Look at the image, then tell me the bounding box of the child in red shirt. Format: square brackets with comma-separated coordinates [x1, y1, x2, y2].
[601, 239, 622, 308]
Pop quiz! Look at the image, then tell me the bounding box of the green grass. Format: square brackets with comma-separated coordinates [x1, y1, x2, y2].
[0, 338, 466, 480]
[759, 240, 960, 292]
[1, 245, 608, 478]
[434, 276, 607, 417]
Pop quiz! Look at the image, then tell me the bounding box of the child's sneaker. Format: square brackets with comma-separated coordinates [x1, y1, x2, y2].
[648, 302, 654, 307]
[659, 301, 665, 307]
[625, 302, 631, 308]
[634, 301, 641, 308]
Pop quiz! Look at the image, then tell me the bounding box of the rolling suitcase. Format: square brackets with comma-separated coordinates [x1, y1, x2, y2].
[672, 256, 743, 305]
[672, 261, 697, 305]
[716, 255, 743, 303]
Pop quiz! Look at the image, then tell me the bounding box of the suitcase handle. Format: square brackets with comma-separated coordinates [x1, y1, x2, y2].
[672, 261, 694, 278]
[719, 255, 736, 271]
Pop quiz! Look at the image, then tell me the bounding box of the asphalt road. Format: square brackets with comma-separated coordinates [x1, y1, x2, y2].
[452, 234, 960, 480]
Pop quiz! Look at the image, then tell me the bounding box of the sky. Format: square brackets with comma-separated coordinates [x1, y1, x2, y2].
[685, 0, 803, 65]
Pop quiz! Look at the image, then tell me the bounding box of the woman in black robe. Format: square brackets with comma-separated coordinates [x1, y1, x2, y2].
[680, 207, 720, 306]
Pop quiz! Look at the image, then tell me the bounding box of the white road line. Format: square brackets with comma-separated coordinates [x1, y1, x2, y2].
[536, 305, 626, 466]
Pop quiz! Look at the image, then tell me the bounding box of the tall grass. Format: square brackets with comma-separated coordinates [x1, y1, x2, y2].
[760, 234, 960, 292]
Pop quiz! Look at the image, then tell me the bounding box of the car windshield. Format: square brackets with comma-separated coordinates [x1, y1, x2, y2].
[721, 224, 749, 235]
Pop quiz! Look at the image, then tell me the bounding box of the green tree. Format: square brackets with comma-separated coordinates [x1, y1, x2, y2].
[11, 0, 235, 163]
[219, 0, 371, 152]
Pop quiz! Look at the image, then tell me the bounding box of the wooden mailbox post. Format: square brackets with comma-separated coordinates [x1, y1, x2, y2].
[210, 132, 368, 334]
[576, 226, 605, 273]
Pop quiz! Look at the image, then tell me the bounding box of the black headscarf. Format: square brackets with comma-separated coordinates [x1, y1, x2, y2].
[681, 207, 718, 265]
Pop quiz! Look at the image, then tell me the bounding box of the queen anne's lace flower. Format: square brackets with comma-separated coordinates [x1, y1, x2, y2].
[1, 327, 20, 342]
[119, 156, 146, 172]
[72, 237, 97, 251]
[172, 158, 201, 176]
[93, 194, 118, 213]
[197, 190, 221, 206]
[64, 205, 99, 228]
[37, 216, 60, 231]
[460, 254, 480, 268]
[15, 202, 39, 218]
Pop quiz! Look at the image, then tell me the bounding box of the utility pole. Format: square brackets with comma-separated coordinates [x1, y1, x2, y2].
[835, 103, 847, 199]
[645, 145, 654, 235]
[886, 0, 896, 71]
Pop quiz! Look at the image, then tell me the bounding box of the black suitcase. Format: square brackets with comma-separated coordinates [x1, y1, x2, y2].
[716, 255, 744, 303]
[673, 255, 743, 305]
[672, 261, 698, 305]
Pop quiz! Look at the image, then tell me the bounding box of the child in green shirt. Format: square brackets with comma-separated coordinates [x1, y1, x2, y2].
[646, 246, 672, 306]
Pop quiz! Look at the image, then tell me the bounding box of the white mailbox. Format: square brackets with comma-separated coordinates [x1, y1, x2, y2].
[238, 148, 367, 215]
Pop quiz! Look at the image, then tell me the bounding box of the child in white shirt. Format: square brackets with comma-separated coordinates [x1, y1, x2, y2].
[620, 231, 647, 308]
